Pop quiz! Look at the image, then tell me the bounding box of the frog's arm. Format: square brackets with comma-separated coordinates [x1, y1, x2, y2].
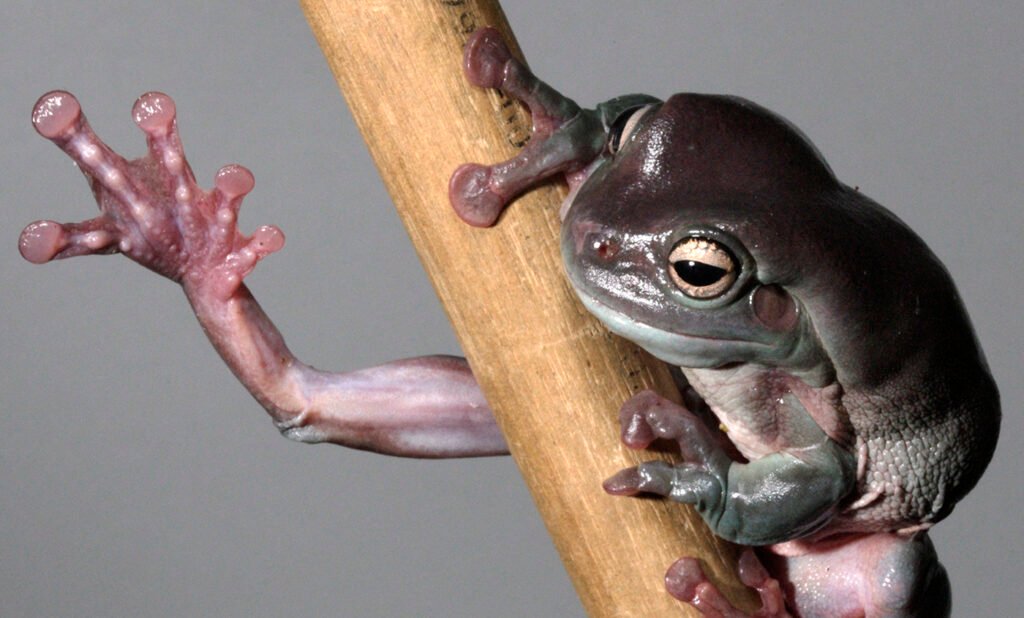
[20, 91, 506, 458]
[604, 391, 856, 545]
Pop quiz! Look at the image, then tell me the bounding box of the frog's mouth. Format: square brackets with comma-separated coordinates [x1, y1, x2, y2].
[574, 288, 768, 369]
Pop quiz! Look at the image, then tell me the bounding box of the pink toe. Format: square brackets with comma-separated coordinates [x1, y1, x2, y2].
[32, 91, 81, 139]
[19, 220, 66, 264]
[251, 225, 285, 255]
[737, 548, 770, 587]
[463, 27, 512, 88]
[602, 468, 642, 496]
[449, 163, 504, 227]
[665, 557, 704, 602]
[132, 91, 176, 135]
[215, 165, 255, 199]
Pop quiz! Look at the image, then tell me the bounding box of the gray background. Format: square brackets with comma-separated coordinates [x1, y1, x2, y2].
[1, 2, 1020, 616]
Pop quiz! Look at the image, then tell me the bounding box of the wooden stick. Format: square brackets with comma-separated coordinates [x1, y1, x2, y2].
[299, 1, 756, 615]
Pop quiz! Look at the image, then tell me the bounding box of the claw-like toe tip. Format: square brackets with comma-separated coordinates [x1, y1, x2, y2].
[32, 90, 80, 139]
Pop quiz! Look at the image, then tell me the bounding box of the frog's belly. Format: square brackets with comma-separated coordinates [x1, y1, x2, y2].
[680, 366, 845, 461]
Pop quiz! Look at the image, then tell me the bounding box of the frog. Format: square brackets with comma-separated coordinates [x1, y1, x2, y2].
[446, 29, 999, 617]
[18, 26, 998, 617]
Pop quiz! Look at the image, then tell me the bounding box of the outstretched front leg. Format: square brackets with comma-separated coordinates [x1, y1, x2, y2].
[21, 91, 506, 458]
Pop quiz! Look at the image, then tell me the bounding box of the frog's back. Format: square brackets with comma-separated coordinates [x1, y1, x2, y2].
[815, 190, 1001, 533]
[838, 348, 999, 534]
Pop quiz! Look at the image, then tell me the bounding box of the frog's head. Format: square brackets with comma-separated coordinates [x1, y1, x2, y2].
[562, 92, 989, 388]
[562, 94, 842, 377]
[450, 30, 986, 388]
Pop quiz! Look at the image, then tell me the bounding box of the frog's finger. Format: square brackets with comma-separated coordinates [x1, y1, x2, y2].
[603, 462, 675, 496]
[604, 461, 717, 506]
[19, 217, 120, 264]
[617, 390, 662, 449]
[664, 550, 791, 618]
[664, 557, 747, 618]
[448, 110, 604, 227]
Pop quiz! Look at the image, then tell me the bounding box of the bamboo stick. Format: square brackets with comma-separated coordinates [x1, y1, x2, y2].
[299, 1, 756, 615]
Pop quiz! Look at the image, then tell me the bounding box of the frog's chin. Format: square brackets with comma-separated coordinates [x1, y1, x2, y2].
[576, 292, 754, 369]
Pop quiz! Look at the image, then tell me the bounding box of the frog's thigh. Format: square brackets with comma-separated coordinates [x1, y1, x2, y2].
[765, 533, 950, 618]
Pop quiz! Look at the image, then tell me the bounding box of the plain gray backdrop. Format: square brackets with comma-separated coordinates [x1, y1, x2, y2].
[2, 2, 1020, 616]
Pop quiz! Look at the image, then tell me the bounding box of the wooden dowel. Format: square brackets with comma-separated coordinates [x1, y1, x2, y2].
[299, 1, 756, 615]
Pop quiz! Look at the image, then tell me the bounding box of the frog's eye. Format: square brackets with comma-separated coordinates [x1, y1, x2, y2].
[607, 105, 653, 155]
[668, 237, 739, 299]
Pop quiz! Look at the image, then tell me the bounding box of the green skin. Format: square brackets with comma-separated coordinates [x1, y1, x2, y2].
[20, 27, 998, 618]
[563, 92, 999, 544]
[450, 28, 999, 617]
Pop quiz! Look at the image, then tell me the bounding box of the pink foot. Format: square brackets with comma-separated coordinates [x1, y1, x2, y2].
[20, 91, 283, 299]
[449, 28, 607, 227]
[448, 163, 506, 227]
[665, 550, 791, 617]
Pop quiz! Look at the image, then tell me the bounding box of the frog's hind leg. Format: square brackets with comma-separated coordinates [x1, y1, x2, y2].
[278, 355, 508, 459]
[22, 91, 505, 461]
[762, 533, 951, 618]
[450, 28, 608, 227]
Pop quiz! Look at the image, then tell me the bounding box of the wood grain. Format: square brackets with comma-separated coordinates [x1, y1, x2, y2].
[299, 1, 757, 614]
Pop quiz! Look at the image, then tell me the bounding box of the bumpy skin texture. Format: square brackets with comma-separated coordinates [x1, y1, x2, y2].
[21, 30, 999, 618]
[450, 28, 998, 617]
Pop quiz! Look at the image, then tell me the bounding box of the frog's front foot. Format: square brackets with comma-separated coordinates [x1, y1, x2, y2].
[603, 391, 795, 615]
[20, 91, 283, 299]
[603, 390, 730, 510]
[665, 550, 790, 618]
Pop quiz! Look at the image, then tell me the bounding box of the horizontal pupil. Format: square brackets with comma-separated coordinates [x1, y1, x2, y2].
[674, 260, 726, 286]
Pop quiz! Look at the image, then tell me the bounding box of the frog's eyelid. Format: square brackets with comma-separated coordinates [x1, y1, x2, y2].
[618, 104, 655, 147]
[609, 104, 657, 154]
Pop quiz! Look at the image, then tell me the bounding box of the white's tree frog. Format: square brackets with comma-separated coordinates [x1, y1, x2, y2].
[19, 27, 999, 618]
[449, 29, 999, 617]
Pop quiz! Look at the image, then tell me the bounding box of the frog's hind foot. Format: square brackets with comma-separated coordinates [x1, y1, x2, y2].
[449, 28, 606, 227]
[20, 91, 284, 299]
[666, 550, 790, 618]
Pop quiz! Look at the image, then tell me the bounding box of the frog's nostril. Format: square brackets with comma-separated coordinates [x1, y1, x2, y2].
[591, 233, 620, 259]
[570, 220, 620, 259]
